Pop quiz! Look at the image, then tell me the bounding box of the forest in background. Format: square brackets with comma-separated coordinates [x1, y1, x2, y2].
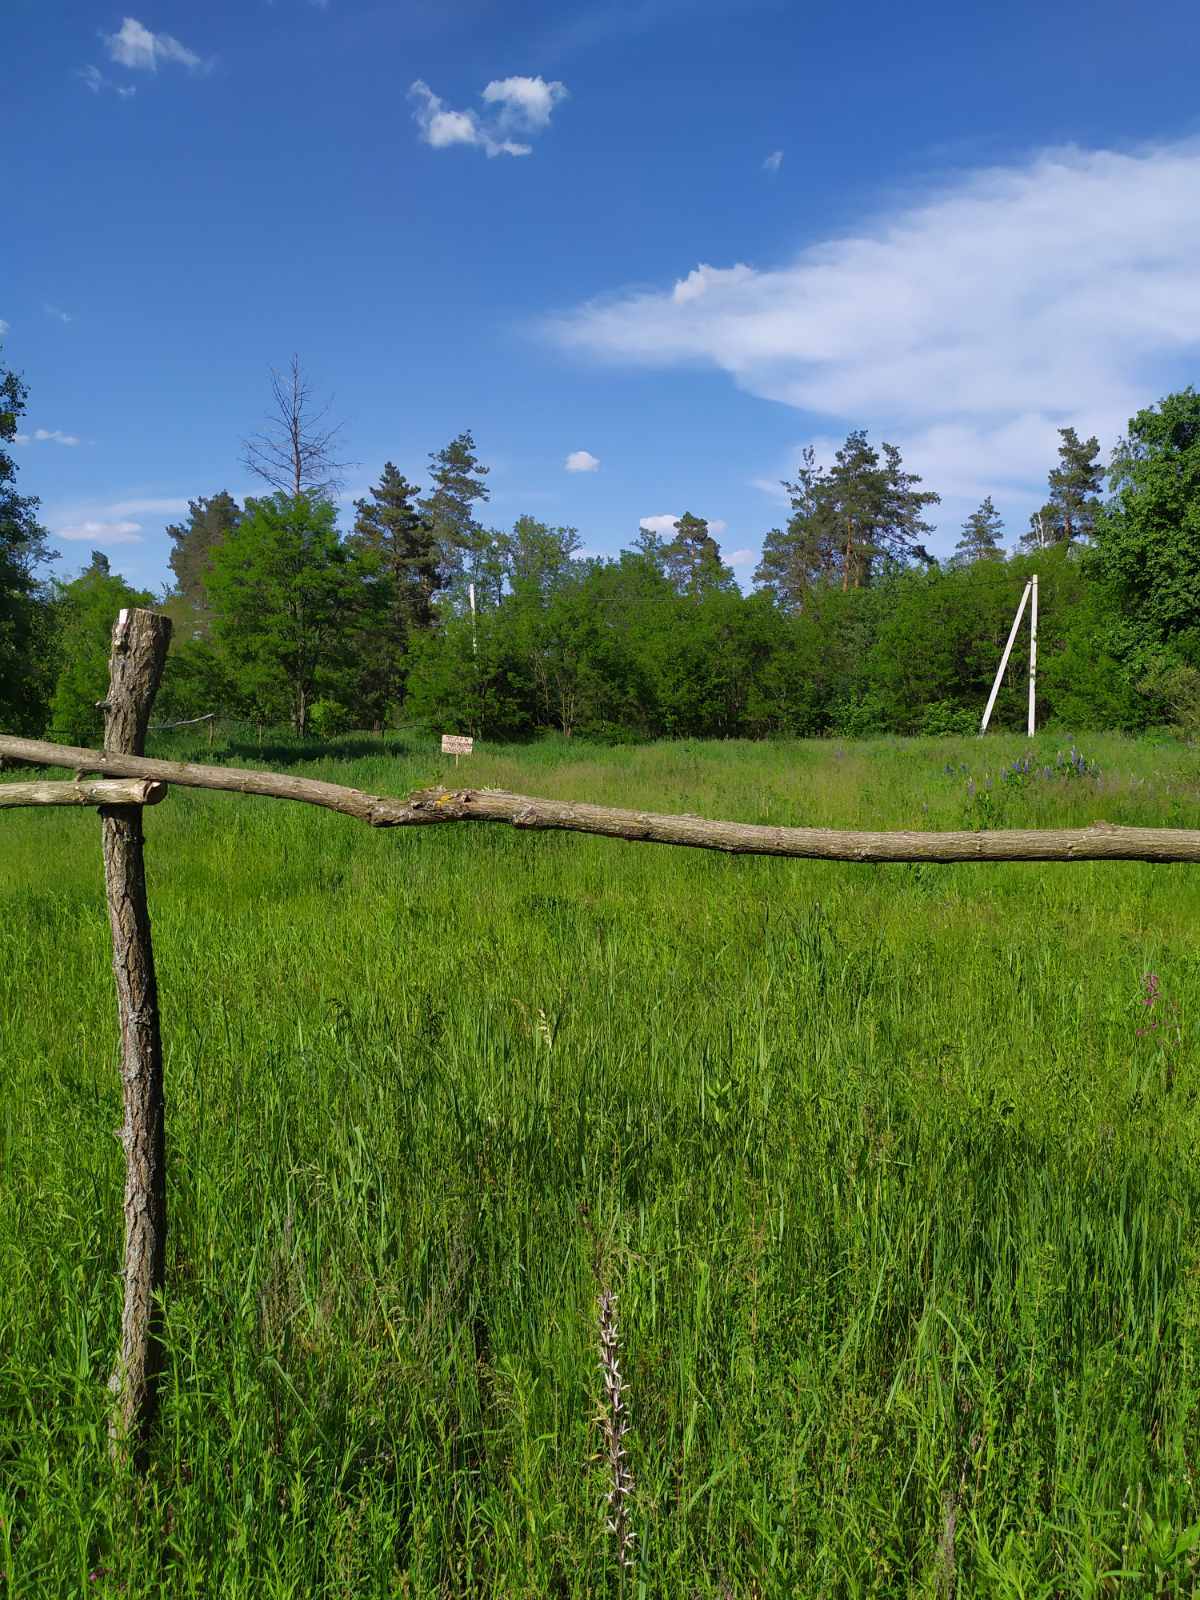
[3, 348, 1200, 747]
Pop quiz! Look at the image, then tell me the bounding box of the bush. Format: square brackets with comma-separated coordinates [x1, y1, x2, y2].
[920, 699, 978, 737]
[308, 697, 354, 738]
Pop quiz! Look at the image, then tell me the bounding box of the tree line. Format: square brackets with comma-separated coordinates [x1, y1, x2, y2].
[3, 345, 1199, 746]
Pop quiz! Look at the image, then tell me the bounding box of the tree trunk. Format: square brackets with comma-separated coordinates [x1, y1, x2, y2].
[101, 606, 172, 1462]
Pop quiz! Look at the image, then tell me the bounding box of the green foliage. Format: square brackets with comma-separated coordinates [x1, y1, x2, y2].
[46, 556, 154, 744]
[1089, 388, 1200, 676]
[661, 511, 735, 598]
[1022, 425, 1104, 549]
[419, 430, 491, 599]
[0, 347, 57, 734]
[953, 495, 1005, 563]
[165, 491, 241, 624]
[347, 463, 439, 717]
[205, 493, 385, 734]
[307, 696, 354, 738]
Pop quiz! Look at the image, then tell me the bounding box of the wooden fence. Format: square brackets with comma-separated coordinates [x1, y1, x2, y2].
[4, 606, 1200, 1461]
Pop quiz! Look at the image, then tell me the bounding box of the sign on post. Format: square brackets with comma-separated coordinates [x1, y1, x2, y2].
[441, 733, 474, 767]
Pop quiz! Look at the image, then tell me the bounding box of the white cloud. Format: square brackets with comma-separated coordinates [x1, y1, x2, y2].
[565, 449, 600, 472]
[727, 547, 756, 566]
[0, 319, 9, 336]
[763, 149, 783, 174]
[57, 519, 143, 544]
[29, 429, 81, 446]
[482, 75, 567, 131]
[409, 75, 566, 158]
[105, 17, 207, 73]
[549, 139, 1200, 520]
[44, 304, 72, 323]
[639, 514, 679, 535]
[13, 434, 29, 445]
[640, 513, 727, 536]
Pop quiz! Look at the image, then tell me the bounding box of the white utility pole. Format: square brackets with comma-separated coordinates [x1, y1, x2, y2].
[1027, 573, 1038, 737]
[980, 579, 1032, 735]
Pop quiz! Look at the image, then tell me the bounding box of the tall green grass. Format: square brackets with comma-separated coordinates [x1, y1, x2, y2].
[3, 731, 1200, 1596]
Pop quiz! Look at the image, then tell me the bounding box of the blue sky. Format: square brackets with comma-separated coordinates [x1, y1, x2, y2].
[6, 0, 1200, 589]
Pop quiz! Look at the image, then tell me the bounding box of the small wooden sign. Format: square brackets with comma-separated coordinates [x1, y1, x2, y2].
[441, 734, 474, 757]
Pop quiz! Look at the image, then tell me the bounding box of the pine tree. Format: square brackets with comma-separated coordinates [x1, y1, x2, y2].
[755, 446, 839, 610]
[166, 492, 241, 621]
[1022, 427, 1103, 549]
[878, 442, 940, 567]
[347, 463, 438, 713]
[954, 496, 1005, 563]
[661, 512, 733, 597]
[419, 431, 490, 597]
[821, 432, 939, 589]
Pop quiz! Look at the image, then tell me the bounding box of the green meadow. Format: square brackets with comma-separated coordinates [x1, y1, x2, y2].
[3, 730, 1200, 1597]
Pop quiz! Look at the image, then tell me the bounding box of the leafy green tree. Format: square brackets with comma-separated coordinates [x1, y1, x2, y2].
[419, 431, 490, 598]
[0, 349, 58, 733]
[47, 559, 154, 744]
[205, 493, 383, 734]
[165, 492, 241, 627]
[347, 463, 438, 715]
[1022, 426, 1103, 549]
[1088, 389, 1200, 674]
[502, 516, 582, 595]
[954, 496, 1005, 563]
[661, 512, 735, 598]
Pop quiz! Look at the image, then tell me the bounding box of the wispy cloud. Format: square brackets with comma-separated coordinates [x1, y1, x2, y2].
[13, 428, 81, 447]
[763, 149, 783, 174]
[78, 63, 137, 95]
[46, 495, 190, 547]
[104, 17, 209, 74]
[107, 497, 190, 516]
[56, 519, 143, 544]
[0, 319, 9, 336]
[43, 304, 73, 324]
[549, 139, 1200, 517]
[410, 74, 567, 158]
[726, 547, 755, 566]
[565, 449, 600, 472]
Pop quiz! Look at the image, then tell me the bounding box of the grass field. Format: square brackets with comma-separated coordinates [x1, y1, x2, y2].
[4, 729, 1200, 1597]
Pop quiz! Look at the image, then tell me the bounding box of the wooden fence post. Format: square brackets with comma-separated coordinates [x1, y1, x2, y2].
[100, 607, 172, 1461]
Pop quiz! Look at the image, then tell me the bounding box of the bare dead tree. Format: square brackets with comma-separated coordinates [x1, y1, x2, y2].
[241, 354, 353, 500]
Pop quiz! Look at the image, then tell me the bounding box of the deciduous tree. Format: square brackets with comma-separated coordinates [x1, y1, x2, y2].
[205, 493, 381, 734]
[0, 349, 57, 733]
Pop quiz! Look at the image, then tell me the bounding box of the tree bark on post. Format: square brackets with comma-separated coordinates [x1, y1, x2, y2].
[100, 606, 172, 1461]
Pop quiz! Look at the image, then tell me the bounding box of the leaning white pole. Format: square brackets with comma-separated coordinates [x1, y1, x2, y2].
[1027, 574, 1038, 738]
[981, 580, 1032, 735]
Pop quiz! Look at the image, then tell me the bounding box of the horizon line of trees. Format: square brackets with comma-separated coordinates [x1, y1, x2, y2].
[3, 346, 1200, 747]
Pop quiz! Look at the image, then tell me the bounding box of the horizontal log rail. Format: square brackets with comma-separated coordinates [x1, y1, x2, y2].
[0, 777, 167, 808]
[2, 733, 1199, 863]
